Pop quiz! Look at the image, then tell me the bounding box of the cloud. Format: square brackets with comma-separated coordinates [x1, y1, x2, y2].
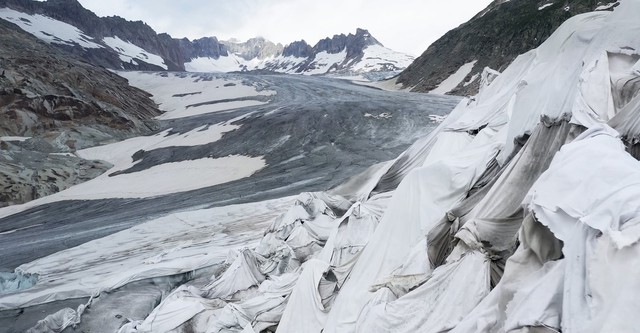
[77, 0, 493, 56]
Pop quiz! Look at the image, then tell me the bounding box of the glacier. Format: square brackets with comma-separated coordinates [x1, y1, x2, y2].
[2, 1, 640, 332]
[103, 1, 640, 332]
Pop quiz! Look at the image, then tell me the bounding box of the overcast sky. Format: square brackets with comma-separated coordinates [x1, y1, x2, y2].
[75, 0, 493, 56]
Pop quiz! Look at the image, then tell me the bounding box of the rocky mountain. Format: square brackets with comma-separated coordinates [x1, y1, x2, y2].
[0, 17, 161, 205]
[397, 0, 620, 95]
[0, 0, 414, 76]
[258, 28, 414, 75]
[176, 28, 415, 75]
[225, 37, 284, 60]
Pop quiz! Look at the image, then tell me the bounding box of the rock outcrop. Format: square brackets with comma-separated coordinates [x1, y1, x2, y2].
[0, 18, 160, 205]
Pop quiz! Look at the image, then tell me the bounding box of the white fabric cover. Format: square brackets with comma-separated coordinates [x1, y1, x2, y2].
[276, 259, 331, 333]
[323, 129, 502, 332]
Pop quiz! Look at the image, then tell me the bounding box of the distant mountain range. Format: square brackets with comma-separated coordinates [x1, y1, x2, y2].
[0, 0, 414, 76]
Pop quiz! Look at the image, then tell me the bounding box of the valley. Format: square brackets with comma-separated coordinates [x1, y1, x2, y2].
[0, 73, 459, 331]
[1, 0, 639, 332]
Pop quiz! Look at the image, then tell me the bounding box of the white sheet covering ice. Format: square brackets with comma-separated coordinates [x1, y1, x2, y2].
[276, 259, 331, 333]
[357, 251, 490, 332]
[8, 1, 640, 332]
[0, 197, 295, 309]
[522, 126, 640, 332]
[323, 129, 502, 332]
[26, 298, 91, 333]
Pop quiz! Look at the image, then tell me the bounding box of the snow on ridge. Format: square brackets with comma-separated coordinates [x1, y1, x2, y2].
[463, 73, 480, 86]
[430, 60, 478, 94]
[184, 45, 413, 76]
[263, 55, 308, 73]
[595, 1, 619, 11]
[185, 55, 245, 73]
[350, 44, 415, 72]
[103, 36, 167, 70]
[0, 7, 102, 49]
[538, 3, 554, 10]
[305, 49, 348, 75]
[185, 54, 269, 73]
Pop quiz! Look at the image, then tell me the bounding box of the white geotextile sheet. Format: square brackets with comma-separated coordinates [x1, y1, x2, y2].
[455, 126, 640, 333]
[456, 120, 571, 253]
[276, 259, 331, 333]
[524, 126, 640, 332]
[356, 251, 490, 332]
[320, 129, 502, 332]
[26, 299, 90, 333]
[138, 286, 225, 333]
[204, 249, 266, 299]
[137, 272, 300, 333]
[0, 197, 295, 310]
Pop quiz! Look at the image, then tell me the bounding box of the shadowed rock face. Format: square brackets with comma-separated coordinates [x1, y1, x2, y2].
[397, 0, 619, 95]
[290, 28, 384, 73]
[179, 36, 229, 60]
[283, 40, 314, 58]
[0, 19, 161, 205]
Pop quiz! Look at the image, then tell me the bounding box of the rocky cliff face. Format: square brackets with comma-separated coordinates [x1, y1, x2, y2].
[397, 0, 620, 95]
[223, 37, 284, 60]
[179, 37, 229, 60]
[314, 28, 381, 58]
[0, 18, 161, 205]
[283, 40, 314, 58]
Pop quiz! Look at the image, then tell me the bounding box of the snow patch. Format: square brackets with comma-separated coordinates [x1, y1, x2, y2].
[350, 44, 415, 72]
[305, 49, 348, 75]
[0, 136, 31, 142]
[263, 55, 307, 73]
[463, 73, 480, 87]
[117, 71, 275, 120]
[103, 36, 167, 70]
[49, 155, 266, 200]
[538, 3, 554, 10]
[77, 117, 244, 171]
[430, 60, 478, 95]
[595, 1, 619, 10]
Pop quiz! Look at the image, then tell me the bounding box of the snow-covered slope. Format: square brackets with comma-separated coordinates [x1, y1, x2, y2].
[103, 36, 167, 70]
[68, 1, 640, 332]
[0, 7, 101, 48]
[0, 6, 168, 70]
